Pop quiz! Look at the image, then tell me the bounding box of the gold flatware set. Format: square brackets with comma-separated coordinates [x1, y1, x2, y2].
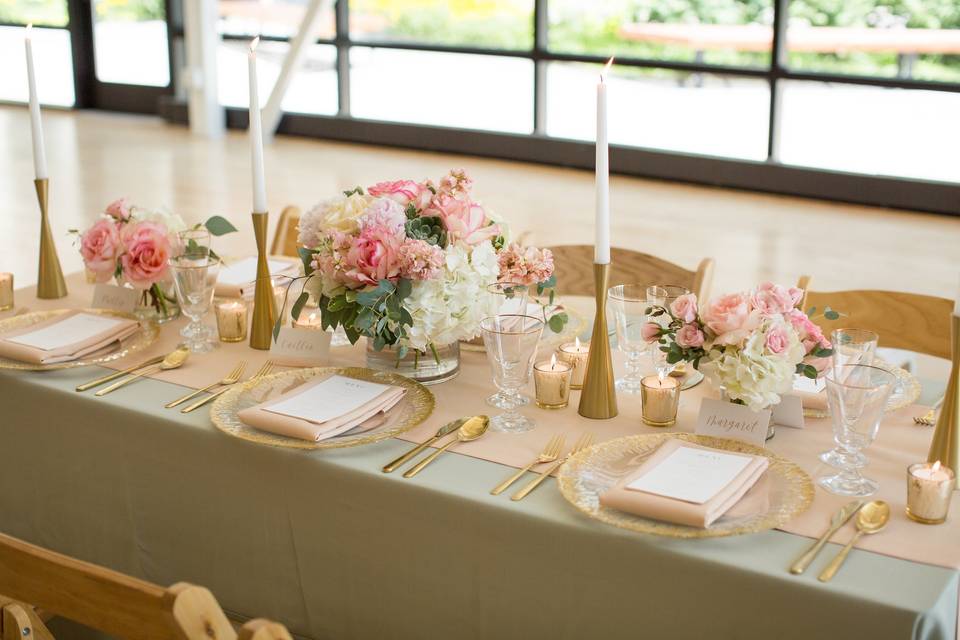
[380, 415, 489, 478]
[913, 396, 944, 426]
[788, 499, 890, 582]
[509, 432, 594, 501]
[165, 361, 247, 409]
[89, 348, 190, 396]
[180, 360, 275, 414]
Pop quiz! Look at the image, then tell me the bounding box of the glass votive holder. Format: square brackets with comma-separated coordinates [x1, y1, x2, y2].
[557, 337, 589, 390]
[640, 375, 680, 427]
[215, 300, 248, 343]
[534, 354, 573, 409]
[293, 310, 323, 330]
[0, 273, 13, 311]
[906, 461, 955, 524]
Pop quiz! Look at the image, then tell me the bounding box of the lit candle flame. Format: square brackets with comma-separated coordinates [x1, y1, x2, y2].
[932, 460, 941, 472]
[307, 311, 318, 322]
[574, 336, 581, 350]
[600, 57, 614, 83]
[249, 36, 260, 55]
[550, 353, 557, 370]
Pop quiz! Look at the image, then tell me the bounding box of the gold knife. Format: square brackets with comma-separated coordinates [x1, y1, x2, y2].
[381, 418, 466, 473]
[75, 355, 166, 392]
[789, 500, 863, 575]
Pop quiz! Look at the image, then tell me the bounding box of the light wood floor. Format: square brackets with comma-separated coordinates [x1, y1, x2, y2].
[1, 106, 958, 298]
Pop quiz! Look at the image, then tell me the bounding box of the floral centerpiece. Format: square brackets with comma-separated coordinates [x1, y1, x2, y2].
[291, 169, 564, 381]
[74, 199, 236, 322]
[644, 282, 835, 412]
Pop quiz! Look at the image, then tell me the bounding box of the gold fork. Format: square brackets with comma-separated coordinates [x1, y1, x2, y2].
[165, 361, 247, 408]
[490, 435, 565, 496]
[511, 433, 594, 501]
[181, 361, 274, 414]
[914, 396, 944, 426]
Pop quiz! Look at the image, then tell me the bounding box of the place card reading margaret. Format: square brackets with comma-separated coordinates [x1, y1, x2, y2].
[91, 283, 140, 313]
[627, 445, 754, 504]
[262, 375, 394, 424]
[695, 398, 771, 447]
[5, 313, 126, 351]
[268, 326, 331, 367]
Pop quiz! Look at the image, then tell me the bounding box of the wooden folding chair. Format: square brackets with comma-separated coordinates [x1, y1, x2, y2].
[270, 206, 301, 258]
[0, 532, 293, 640]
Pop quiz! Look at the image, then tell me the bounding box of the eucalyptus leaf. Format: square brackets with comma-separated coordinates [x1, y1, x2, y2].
[204, 215, 238, 236]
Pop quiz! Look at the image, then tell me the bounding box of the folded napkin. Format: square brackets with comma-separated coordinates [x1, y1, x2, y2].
[599, 438, 769, 528]
[238, 374, 405, 442]
[215, 257, 300, 299]
[0, 311, 140, 365]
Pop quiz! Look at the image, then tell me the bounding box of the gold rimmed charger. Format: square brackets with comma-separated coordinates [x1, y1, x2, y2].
[557, 433, 814, 539]
[803, 357, 921, 419]
[210, 366, 435, 450]
[0, 308, 159, 372]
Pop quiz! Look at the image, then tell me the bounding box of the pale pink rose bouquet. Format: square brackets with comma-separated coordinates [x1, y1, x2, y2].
[644, 283, 836, 411]
[294, 170, 564, 359]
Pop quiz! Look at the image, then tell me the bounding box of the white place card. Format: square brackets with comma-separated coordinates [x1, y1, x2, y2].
[770, 394, 805, 429]
[627, 445, 753, 504]
[268, 326, 331, 367]
[6, 313, 124, 351]
[263, 374, 394, 424]
[218, 257, 296, 286]
[695, 398, 772, 447]
[91, 284, 139, 313]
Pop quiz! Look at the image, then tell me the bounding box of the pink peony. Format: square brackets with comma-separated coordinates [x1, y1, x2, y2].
[751, 282, 798, 316]
[119, 222, 172, 289]
[398, 238, 445, 281]
[670, 293, 699, 324]
[360, 198, 407, 234]
[104, 198, 131, 221]
[367, 180, 427, 208]
[426, 195, 500, 246]
[641, 322, 662, 343]
[701, 292, 760, 346]
[80, 219, 123, 283]
[764, 324, 791, 355]
[497, 243, 555, 286]
[676, 323, 705, 348]
[341, 223, 404, 287]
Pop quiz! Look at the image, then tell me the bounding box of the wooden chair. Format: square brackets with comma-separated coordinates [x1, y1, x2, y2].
[0, 532, 293, 640]
[797, 275, 953, 360]
[546, 245, 715, 301]
[270, 206, 301, 258]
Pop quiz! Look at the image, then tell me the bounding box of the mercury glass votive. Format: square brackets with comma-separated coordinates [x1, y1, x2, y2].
[557, 337, 589, 390]
[215, 300, 248, 343]
[534, 354, 573, 409]
[293, 310, 323, 330]
[906, 461, 955, 524]
[640, 375, 680, 427]
[0, 273, 12, 311]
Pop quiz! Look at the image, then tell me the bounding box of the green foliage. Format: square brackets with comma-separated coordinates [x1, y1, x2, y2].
[405, 216, 447, 247]
[310, 278, 415, 350]
[204, 215, 237, 237]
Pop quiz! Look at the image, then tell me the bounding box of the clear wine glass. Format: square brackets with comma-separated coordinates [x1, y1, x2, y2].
[484, 283, 532, 409]
[176, 227, 211, 260]
[647, 284, 690, 378]
[169, 255, 220, 353]
[480, 314, 544, 433]
[608, 283, 650, 394]
[820, 328, 880, 467]
[817, 364, 895, 497]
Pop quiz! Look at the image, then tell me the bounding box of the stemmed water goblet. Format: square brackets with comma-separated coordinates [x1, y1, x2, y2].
[818, 364, 895, 497]
[819, 328, 880, 467]
[169, 255, 220, 353]
[647, 284, 690, 378]
[484, 283, 532, 409]
[608, 284, 651, 394]
[480, 314, 544, 433]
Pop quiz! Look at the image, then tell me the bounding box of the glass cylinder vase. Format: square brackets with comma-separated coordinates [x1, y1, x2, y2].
[365, 339, 460, 385]
[130, 281, 180, 324]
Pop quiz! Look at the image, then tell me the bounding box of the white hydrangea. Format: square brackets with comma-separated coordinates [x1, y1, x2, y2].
[298, 192, 374, 246]
[130, 206, 187, 233]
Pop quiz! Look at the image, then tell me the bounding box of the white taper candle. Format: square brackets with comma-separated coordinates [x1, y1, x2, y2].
[594, 58, 613, 264]
[248, 37, 267, 214]
[24, 25, 48, 180]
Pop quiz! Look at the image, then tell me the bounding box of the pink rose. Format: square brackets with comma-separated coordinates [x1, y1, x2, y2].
[342, 223, 404, 287]
[641, 322, 661, 343]
[104, 198, 131, 221]
[367, 180, 426, 208]
[425, 195, 500, 246]
[788, 287, 804, 307]
[119, 222, 172, 289]
[786, 308, 827, 356]
[675, 323, 705, 348]
[764, 324, 790, 355]
[701, 292, 760, 346]
[80, 219, 122, 283]
[670, 293, 698, 323]
[751, 282, 797, 316]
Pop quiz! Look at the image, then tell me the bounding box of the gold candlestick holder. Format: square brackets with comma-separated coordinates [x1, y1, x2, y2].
[578, 262, 618, 419]
[34, 178, 68, 299]
[928, 313, 959, 488]
[249, 211, 277, 350]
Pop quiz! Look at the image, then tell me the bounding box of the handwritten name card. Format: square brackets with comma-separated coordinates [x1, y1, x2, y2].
[695, 398, 771, 447]
[269, 326, 331, 367]
[91, 284, 139, 313]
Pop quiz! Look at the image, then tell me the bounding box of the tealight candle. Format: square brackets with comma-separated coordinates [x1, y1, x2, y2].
[215, 300, 247, 343]
[640, 375, 680, 427]
[0, 273, 13, 311]
[557, 337, 589, 389]
[534, 354, 573, 409]
[906, 461, 955, 524]
[293, 311, 323, 330]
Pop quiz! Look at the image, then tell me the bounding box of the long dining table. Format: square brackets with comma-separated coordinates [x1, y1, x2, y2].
[0, 272, 957, 640]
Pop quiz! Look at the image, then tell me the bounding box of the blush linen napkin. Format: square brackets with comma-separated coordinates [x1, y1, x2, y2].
[0, 311, 140, 365]
[214, 257, 300, 299]
[599, 438, 770, 528]
[237, 375, 406, 442]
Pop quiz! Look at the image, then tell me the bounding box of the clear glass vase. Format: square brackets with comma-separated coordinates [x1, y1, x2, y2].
[365, 339, 460, 385]
[131, 282, 180, 324]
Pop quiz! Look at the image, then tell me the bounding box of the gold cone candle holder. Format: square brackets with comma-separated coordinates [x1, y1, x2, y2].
[249, 211, 277, 350]
[928, 313, 960, 488]
[578, 262, 618, 419]
[34, 178, 67, 299]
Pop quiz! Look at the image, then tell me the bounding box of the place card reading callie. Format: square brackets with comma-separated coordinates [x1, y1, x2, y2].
[695, 398, 771, 447]
[268, 326, 331, 367]
[91, 284, 139, 313]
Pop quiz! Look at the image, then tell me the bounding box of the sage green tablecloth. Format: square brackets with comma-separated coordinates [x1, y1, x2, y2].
[0, 366, 956, 640]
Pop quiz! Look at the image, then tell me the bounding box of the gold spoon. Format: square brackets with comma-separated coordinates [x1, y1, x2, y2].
[382, 417, 467, 473]
[403, 415, 489, 478]
[818, 500, 890, 582]
[94, 347, 190, 397]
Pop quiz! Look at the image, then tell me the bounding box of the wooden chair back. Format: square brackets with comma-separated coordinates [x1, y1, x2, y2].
[270, 206, 301, 258]
[546, 245, 715, 301]
[797, 276, 953, 360]
[0, 532, 293, 640]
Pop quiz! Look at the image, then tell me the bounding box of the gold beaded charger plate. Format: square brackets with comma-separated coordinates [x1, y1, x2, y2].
[557, 433, 814, 539]
[0, 308, 159, 371]
[803, 357, 921, 419]
[210, 366, 435, 450]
